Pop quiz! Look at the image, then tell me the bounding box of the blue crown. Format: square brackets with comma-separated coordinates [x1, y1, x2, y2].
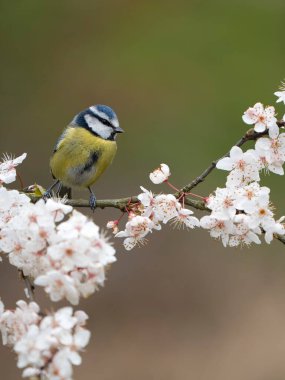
[95, 105, 117, 120]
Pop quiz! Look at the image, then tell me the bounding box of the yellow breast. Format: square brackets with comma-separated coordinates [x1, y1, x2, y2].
[50, 126, 117, 188]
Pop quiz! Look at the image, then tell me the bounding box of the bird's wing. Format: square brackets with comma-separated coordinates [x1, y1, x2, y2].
[79, 151, 100, 174]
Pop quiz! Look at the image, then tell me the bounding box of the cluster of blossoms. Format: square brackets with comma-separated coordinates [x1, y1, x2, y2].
[201, 180, 284, 247]
[108, 164, 200, 250]
[0, 300, 90, 379]
[0, 155, 116, 305]
[200, 90, 285, 247]
[111, 156, 284, 250]
[0, 154, 117, 378]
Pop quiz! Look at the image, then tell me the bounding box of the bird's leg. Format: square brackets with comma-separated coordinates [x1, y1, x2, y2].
[43, 180, 60, 199]
[88, 186, 96, 211]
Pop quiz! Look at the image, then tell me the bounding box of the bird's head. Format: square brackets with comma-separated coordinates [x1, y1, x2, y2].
[71, 105, 124, 141]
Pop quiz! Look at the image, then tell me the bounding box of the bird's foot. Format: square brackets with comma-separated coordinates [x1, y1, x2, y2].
[89, 191, 96, 212]
[42, 190, 52, 200]
[42, 180, 60, 201]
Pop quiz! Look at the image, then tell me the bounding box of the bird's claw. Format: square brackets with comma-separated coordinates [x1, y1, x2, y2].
[42, 180, 60, 201]
[89, 192, 96, 212]
[42, 190, 52, 200]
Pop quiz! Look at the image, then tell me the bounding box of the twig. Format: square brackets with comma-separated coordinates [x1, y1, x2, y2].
[277, 235, 285, 245]
[181, 121, 285, 193]
[19, 270, 35, 302]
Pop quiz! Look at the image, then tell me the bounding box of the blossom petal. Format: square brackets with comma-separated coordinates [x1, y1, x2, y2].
[216, 157, 233, 171]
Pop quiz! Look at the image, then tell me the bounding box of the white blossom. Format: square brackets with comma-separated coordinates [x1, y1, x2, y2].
[138, 186, 156, 217]
[149, 163, 170, 184]
[45, 198, 73, 222]
[229, 214, 261, 247]
[172, 208, 200, 229]
[153, 194, 180, 223]
[274, 90, 285, 104]
[116, 215, 154, 250]
[255, 133, 285, 175]
[55, 210, 90, 240]
[200, 215, 234, 247]
[242, 103, 279, 139]
[106, 220, 119, 234]
[274, 82, 285, 104]
[0, 153, 27, 185]
[263, 217, 285, 244]
[216, 146, 260, 188]
[234, 182, 270, 214]
[35, 271, 80, 305]
[246, 198, 274, 230]
[207, 187, 237, 220]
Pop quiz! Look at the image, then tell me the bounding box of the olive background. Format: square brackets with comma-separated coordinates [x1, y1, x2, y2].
[1, 1, 285, 379]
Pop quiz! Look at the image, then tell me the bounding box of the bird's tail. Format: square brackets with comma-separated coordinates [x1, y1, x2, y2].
[58, 185, 72, 200]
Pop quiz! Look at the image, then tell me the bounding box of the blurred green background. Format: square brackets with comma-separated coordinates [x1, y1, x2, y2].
[1, 0, 285, 379]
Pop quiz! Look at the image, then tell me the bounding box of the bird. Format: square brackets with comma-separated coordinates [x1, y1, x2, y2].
[44, 104, 124, 210]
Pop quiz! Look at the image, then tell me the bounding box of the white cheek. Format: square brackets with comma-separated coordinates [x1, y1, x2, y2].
[84, 114, 113, 139]
[112, 118, 119, 129]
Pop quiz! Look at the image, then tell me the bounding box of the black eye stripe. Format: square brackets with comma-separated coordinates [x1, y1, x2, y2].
[94, 114, 114, 128]
[73, 108, 115, 129]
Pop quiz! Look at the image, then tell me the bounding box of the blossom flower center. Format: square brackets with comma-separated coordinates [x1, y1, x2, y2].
[29, 214, 37, 223]
[134, 222, 149, 235]
[14, 244, 22, 253]
[65, 248, 74, 256]
[236, 159, 246, 170]
[246, 190, 254, 200]
[258, 208, 267, 216]
[55, 279, 64, 287]
[223, 197, 233, 207]
[270, 139, 281, 154]
[216, 221, 225, 229]
[39, 229, 47, 239]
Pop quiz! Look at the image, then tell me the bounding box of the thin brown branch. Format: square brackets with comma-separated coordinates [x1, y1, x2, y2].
[277, 235, 285, 245]
[29, 195, 209, 212]
[181, 121, 285, 193]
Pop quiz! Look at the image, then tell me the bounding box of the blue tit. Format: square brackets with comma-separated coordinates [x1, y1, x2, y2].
[44, 105, 124, 210]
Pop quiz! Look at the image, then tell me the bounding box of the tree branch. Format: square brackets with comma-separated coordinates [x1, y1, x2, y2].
[33, 196, 208, 212]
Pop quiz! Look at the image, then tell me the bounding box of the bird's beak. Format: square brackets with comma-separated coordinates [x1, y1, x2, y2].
[115, 126, 124, 133]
